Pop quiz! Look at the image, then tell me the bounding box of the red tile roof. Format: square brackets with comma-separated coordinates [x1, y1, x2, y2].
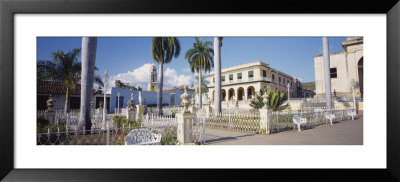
[37, 81, 81, 95]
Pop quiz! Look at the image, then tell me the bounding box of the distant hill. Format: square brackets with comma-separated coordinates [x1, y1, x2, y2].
[302, 82, 315, 91]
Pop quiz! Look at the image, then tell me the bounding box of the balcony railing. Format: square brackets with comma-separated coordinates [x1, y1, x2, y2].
[208, 77, 272, 87]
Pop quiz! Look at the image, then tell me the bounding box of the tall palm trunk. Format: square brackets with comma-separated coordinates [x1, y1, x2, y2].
[79, 37, 97, 130]
[198, 71, 202, 109]
[214, 37, 222, 114]
[64, 87, 69, 114]
[157, 61, 164, 115]
[322, 37, 332, 110]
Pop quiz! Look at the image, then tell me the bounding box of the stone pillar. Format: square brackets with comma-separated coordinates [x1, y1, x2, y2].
[190, 97, 197, 114]
[206, 100, 212, 117]
[176, 112, 194, 145]
[259, 92, 272, 134]
[259, 108, 271, 134]
[177, 85, 195, 145]
[126, 109, 136, 121]
[136, 105, 145, 122]
[45, 111, 56, 125]
[45, 94, 56, 125]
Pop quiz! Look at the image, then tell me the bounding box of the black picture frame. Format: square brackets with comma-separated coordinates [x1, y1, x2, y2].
[1, 0, 399, 181]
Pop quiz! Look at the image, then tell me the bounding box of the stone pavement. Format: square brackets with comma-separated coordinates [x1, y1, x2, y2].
[204, 116, 363, 145]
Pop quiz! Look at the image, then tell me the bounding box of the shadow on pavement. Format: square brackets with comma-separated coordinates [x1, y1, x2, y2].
[205, 134, 255, 144]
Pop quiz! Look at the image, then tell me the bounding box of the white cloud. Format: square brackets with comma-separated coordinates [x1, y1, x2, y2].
[110, 63, 154, 90]
[182, 67, 191, 73]
[164, 68, 193, 89]
[108, 64, 193, 92]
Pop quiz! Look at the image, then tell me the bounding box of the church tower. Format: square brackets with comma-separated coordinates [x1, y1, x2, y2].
[147, 65, 157, 92]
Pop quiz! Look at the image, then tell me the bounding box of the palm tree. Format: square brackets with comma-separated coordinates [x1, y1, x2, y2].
[37, 48, 104, 114]
[214, 37, 223, 114]
[151, 37, 181, 115]
[185, 37, 214, 109]
[322, 37, 332, 109]
[79, 37, 97, 130]
[190, 75, 209, 94]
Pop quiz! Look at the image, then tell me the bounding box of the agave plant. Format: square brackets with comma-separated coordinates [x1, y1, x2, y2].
[265, 88, 290, 112]
[250, 88, 290, 112]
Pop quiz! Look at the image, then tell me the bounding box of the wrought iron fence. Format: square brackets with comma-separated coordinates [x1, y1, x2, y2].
[270, 108, 356, 133]
[202, 112, 261, 133]
[193, 113, 206, 145]
[37, 123, 142, 145]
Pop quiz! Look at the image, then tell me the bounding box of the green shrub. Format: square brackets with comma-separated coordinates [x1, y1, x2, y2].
[160, 127, 178, 145]
[37, 116, 67, 133]
[37, 116, 50, 126]
[112, 116, 141, 128]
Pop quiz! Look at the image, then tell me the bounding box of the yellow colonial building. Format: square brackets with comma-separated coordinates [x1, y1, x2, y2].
[207, 61, 302, 104]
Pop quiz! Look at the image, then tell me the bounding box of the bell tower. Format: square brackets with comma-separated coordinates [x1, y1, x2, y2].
[147, 65, 157, 92]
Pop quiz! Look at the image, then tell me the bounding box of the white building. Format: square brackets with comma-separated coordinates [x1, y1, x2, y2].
[314, 37, 363, 98]
[37, 81, 110, 111]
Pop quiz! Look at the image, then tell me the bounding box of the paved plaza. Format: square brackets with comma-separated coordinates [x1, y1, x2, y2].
[204, 116, 363, 145]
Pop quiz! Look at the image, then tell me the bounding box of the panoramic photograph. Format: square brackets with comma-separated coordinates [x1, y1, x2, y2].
[36, 36, 363, 145]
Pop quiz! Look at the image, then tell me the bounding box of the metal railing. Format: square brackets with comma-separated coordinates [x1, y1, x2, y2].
[208, 77, 272, 87]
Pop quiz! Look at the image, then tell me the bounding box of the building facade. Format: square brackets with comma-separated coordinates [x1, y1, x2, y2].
[314, 37, 363, 98]
[207, 61, 302, 104]
[37, 81, 110, 111]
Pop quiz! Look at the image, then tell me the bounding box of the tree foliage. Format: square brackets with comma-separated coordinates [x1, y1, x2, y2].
[151, 37, 181, 115]
[185, 37, 214, 108]
[37, 48, 104, 114]
[185, 37, 214, 73]
[249, 88, 267, 109]
[115, 80, 137, 90]
[190, 75, 209, 93]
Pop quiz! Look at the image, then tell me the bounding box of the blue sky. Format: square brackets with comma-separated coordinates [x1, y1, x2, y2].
[37, 37, 346, 89]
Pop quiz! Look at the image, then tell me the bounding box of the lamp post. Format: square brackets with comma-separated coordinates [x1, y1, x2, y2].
[117, 92, 120, 114]
[102, 70, 110, 129]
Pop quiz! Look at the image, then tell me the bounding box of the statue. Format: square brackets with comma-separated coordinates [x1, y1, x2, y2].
[138, 90, 142, 105]
[262, 93, 269, 109]
[180, 85, 190, 113]
[127, 93, 135, 110]
[46, 94, 55, 112]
